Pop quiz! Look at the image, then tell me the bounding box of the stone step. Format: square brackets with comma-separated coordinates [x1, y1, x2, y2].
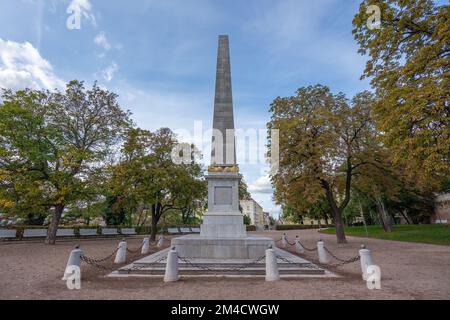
[117, 266, 324, 276]
[109, 247, 328, 278]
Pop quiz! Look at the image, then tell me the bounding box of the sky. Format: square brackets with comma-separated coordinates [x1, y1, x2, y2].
[0, 0, 375, 219]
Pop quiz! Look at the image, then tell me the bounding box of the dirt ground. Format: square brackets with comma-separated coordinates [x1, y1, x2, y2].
[0, 229, 449, 300]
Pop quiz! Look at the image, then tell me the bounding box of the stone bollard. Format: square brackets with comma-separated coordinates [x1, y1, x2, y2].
[141, 237, 150, 255]
[265, 245, 280, 282]
[281, 233, 288, 248]
[157, 236, 164, 248]
[114, 239, 127, 264]
[359, 245, 374, 280]
[62, 245, 83, 280]
[317, 240, 331, 264]
[164, 246, 179, 282]
[295, 236, 304, 254]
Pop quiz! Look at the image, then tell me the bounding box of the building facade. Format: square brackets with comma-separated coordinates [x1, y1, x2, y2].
[240, 199, 265, 230]
[433, 193, 450, 224]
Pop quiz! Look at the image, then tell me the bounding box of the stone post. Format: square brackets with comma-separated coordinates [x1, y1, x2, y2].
[359, 245, 374, 280]
[157, 235, 164, 248]
[317, 240, 330, 264]
[114, 239, 127, 264]
[265, 246, 280, 281]
[62, 245, 83, 280]
[164, 246, 179, 282]
[295, 236, 304, 254]
[141, 237, 150, 255]
[281, 233, 288, 248]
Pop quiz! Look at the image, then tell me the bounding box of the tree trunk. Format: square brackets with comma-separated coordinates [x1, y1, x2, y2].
[322, 180, 348, 244]
[400, 209, 412, 224]
[45, 204, 64, 245]
[150, 204, 162, 241]
[332, 209, 347, 244]
[375, 198, 394, 232]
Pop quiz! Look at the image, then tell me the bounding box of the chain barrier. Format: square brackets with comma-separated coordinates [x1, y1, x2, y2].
[80, 254, 116, 271]
[275, 255, 323, 271]
[126, 241, 145, 254]
[323, 246, 361, 266]
[296, 240, 318, 252]
[120, 254, 168, 274]
[281, 235, 361, 268]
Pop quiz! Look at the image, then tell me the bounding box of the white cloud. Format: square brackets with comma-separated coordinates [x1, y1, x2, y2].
[101, 62, 118, 82]
[248, 174, 273, 194]
[94, 32, 111, 51]
[67, 0, 96, 27]
[0, 38, 65, 90]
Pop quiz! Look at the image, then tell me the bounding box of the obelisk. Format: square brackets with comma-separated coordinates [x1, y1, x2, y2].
[172, 35, 273, 259]
[201, 35, 246, 238]
[211, 35, 236, 166]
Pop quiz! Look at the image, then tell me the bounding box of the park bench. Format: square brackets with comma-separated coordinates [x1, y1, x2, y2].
[23, 229, 48, 238]
[56, 229, 75, 237]
[79, 229, 98, 236]
[0, 229, 17, 238]
[121, 228, 137, 235]
[190, 227, 200, 233]
[101, 228, 119, 236]
[179, 227, 191, 234]
[167, 227, 180, 235]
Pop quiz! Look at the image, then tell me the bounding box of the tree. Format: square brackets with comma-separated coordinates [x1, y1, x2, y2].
[268, 85, 384, 243]
[353, 0, 449, 188]
[0, 81, 131, 244]
[110, 128, 206, 241]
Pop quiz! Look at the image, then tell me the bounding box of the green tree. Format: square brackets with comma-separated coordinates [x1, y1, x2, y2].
[268, 85, 384, 243]
[353, 0, 449, 188]
[0, 81, 131, 244]
[110, 128, 206, 240]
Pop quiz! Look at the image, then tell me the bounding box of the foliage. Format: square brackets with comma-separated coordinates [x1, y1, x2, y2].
[0, 81, 132, 244]
[353, 0, 449, 188]
[109, 128, 206, 240]
[275, 224, 334, 231]
[243, 214, 252, 226]
[268, 85, 383, 243]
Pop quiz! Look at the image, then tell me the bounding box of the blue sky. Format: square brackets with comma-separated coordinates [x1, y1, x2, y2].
[0, 0, 375, 218]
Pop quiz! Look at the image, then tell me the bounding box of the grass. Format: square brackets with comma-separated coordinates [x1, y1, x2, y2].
[320, 224, 450, 246]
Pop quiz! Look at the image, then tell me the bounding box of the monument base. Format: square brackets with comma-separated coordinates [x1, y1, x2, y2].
[172, 235, 274, 259]
[200, 213, 247, 238]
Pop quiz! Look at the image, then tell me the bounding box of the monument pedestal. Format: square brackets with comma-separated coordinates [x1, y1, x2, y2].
[200, 213, 246, 238]
[170, 168, 274, 260]
[172, 235, 274, 259]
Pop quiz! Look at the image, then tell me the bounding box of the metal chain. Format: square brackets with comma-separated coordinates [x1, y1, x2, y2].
[126, 241, 145, 254]
[177, 254, 267, 273]
[297, 240, 318, 252]
[120, 254, 168, 273]
[323, 246, 361, 266]
[80, 247, 119, 264]
[80, 254, 116, 271]
[276, 255, 323, 271]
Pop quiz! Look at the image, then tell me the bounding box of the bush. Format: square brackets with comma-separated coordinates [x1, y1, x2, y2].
[275, 224, 334, 231]
[246, 225, 256, 231]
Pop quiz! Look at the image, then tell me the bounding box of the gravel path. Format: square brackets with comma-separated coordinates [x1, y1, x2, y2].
[0, 230, 449, 300]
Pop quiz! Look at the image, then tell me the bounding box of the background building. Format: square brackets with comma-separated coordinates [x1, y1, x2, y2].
[433, 193, 450, 224]
[240, 199, 265, 230]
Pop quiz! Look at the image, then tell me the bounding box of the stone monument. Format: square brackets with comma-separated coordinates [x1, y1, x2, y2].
[114, 36, 325, 278]
[171, 35, 273, 259]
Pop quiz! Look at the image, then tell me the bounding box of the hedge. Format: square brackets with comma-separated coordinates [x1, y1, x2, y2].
[275, 224, 334, 231]
[246, 225, 257, 231]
